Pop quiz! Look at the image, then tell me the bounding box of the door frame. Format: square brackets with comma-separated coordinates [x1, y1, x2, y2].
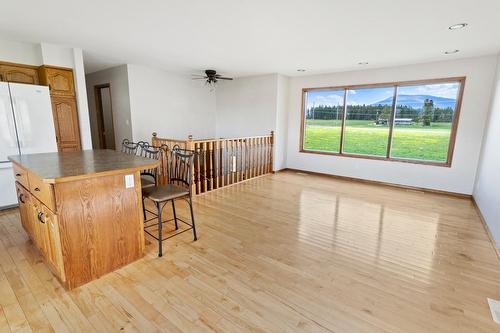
[93, 83, 114, 149]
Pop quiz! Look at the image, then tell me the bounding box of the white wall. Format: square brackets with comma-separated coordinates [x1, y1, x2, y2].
[0, 39, 92, 149]
[85, 65, 133, 148]
[274, 75, 289, 170]
[216, 74, 278, 138]
[127, 64, 216, 142]
[0, 39, 42, 65]
[215, 74, 289, 170]
[285, 56, 498, 195]
[474, 54, 500, 245]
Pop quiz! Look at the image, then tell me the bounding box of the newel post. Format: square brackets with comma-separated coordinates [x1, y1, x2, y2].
[270, 130, 275, 173]
[151, 132, 157, 146]
[187, 134, 197, 194]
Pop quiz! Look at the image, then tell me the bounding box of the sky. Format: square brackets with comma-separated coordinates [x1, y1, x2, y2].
[306, 82, 460, 108]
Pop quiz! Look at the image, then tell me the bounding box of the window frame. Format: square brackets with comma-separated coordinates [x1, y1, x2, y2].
[299, 77, 466, 167]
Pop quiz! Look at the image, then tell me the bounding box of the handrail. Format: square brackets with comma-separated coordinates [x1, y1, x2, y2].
[152, 131, 274, 195]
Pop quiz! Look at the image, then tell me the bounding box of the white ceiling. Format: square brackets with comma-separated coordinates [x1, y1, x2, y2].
[1, 0, 499, 77]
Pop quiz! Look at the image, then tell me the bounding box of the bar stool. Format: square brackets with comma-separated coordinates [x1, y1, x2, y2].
[142, 147, 198, 257]
[121, 139, 140, 155]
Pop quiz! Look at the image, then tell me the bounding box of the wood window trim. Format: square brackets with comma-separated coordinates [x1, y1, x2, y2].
[299, 76, 466, 168]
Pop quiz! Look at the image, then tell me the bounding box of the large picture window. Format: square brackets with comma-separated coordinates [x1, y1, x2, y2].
[300, 77, 465, 166]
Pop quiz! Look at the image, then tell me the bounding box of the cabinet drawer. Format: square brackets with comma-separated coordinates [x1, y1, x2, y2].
[12, 163, 29, 188]
[28, 172, 55, 211]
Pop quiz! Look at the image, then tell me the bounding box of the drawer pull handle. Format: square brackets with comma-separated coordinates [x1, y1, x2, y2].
[37, 212, 45, 224]
[34, 187, 40, 192]
[15, 173, 21, 177]
[18, 193, 25, 204]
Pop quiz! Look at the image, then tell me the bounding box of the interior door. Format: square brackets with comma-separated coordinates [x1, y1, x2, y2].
[9, 83, 58, 155]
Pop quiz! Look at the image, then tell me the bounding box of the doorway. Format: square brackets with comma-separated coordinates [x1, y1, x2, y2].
[94, 84, 116, 149]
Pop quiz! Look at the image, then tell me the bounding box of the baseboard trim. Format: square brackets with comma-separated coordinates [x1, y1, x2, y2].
[281, 168, 472, 199]
[471, 197, 500, 260]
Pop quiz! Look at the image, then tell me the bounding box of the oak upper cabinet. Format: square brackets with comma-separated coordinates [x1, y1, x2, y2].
[38, 66, 75, 97]
[0, 63, 39, 84]
[51, 97, 81, 151]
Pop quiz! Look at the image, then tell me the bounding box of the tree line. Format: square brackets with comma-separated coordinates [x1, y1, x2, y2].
[306, 102, 454, 123]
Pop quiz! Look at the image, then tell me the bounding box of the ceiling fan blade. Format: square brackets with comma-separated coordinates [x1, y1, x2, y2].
[192, 78, 207, 80]
[218, 77, 233, 80]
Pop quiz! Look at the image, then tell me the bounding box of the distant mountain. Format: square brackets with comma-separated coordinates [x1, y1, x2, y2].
[372, 95, 456, 109]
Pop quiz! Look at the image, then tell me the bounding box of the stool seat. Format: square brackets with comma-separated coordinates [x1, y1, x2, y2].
[143, 184, 189, 202]
[140, 175, 156, 189]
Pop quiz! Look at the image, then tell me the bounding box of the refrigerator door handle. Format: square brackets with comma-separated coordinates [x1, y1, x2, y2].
[10, 96, 22, 149]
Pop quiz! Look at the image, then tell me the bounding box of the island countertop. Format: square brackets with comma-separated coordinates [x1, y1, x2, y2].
[8, 149, 160, 184]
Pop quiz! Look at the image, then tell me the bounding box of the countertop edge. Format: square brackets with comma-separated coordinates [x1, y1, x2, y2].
[8, 157, 160, 184]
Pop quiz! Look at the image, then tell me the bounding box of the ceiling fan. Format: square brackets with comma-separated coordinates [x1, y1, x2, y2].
[192, 69, 233, 88]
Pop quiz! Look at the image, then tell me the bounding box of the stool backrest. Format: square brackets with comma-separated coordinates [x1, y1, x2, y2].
[121, 139, 140, 155]
[137, 142, 167, 185]
[169, 146, 198, 191]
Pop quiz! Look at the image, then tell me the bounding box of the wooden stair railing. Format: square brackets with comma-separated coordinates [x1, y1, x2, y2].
[152, 131, 274, 195]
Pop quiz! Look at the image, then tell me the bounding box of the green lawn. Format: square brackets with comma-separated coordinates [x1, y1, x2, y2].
[304, 120, 452, 161]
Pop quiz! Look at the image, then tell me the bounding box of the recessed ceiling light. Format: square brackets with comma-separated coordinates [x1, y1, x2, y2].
[449, 23, 468, 30]
[444, 49, 460, 55]
[358, 62, 369, 65]
[297, 69, 306, 72]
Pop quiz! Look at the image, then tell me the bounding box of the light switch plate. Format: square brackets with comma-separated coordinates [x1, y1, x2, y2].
[125, 174, 135, 188]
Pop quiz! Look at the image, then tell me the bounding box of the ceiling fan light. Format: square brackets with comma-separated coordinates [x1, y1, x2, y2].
[449, 23, 468, 30]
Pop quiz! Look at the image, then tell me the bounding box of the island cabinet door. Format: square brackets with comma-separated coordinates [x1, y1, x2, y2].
[42, 206, 65, 282]
[29, 198, 50, 257]
[15, 182, 31, 235]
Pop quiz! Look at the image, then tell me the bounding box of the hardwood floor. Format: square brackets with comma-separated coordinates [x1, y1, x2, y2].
[1, 170, 500, 332]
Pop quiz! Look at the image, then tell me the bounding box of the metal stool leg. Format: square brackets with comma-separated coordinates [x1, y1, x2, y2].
[142, 196, 147, 221]
[171, 200, 179, 230]
[157, 201, 163, 257]
[188, 196, 197, 241]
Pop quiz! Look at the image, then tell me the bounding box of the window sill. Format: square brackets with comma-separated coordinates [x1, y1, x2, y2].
[299, 149, 452, 168]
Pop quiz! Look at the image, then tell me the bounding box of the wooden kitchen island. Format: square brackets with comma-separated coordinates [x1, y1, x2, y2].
[9, 150, 160, 289]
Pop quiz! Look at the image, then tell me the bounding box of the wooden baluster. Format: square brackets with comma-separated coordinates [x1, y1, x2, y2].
[252, 138, 257, 178]
[228, 139, 232, 185]
[186, 135, 196, 194]
[220, 140, 225, 188]
[244, 139, 249, 180]
[269, 131, 274, 173]
[225, 139, 229, 186]
[208, 141, 213, 191]
[266, 136, 270, 174]
[249, 138, 253, 179]
[240, 139, 245, 181]
[202, 142, 207, 193]
[215, 140, 218, 186]
[234, 140, 238, 183]
[231, 140, 238, 184]
[238, 139, 241, 183]
[262, 137, 267, 176]
[257, 138, 262, 176]
[195, 142, 201, 194]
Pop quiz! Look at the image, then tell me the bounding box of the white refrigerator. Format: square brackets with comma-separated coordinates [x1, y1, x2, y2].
[0, 82, 58, 209]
